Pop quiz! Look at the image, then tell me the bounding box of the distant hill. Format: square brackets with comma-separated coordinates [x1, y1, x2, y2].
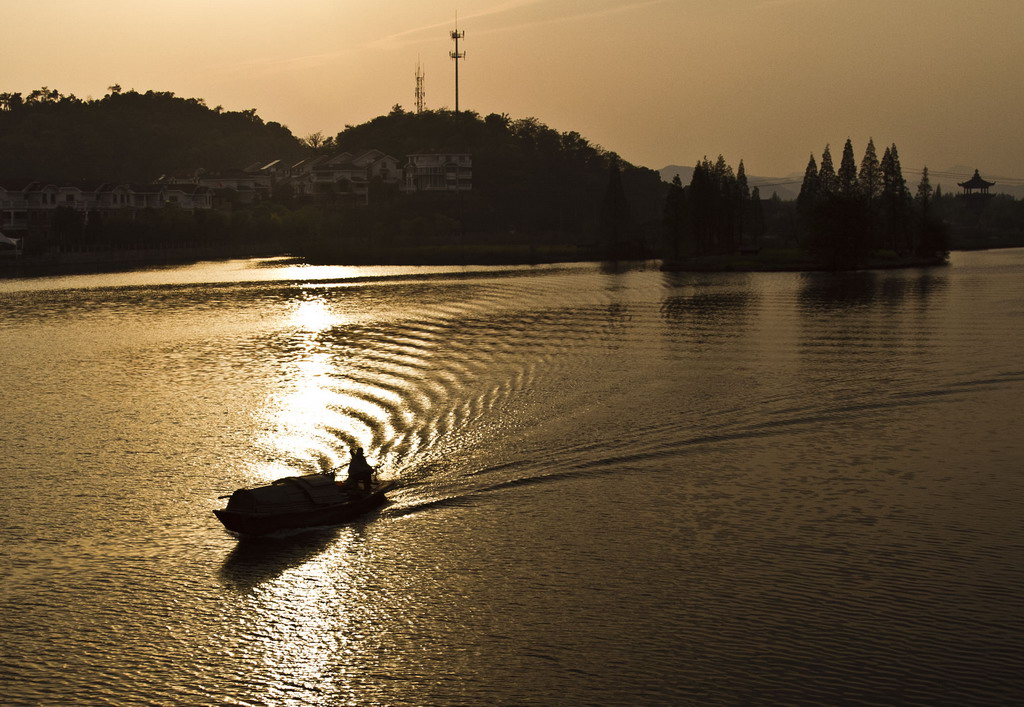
[658, 164, 802, 200]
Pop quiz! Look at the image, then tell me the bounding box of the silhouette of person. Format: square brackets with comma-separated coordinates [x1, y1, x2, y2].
[347, 447, 374, 491]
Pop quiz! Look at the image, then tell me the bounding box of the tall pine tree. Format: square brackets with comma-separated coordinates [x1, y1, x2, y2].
[881, 144, 911, 252]
[858, 138, 882, 201]
[750, 186, 766, 248]
[662, 173, 687, 260]
[818, 144, 838, 198]
[736, 160, 750, 247]
[914, 166, 948, 259]
[798, 154, 819, 213]
[837, 138, 859, 197]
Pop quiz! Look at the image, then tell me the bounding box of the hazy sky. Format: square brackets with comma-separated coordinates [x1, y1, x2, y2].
[6, 0, 1023, 182]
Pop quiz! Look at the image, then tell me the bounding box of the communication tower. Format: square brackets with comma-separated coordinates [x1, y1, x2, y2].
[415, 60, 426, 113]
[450, 19, 465, 111]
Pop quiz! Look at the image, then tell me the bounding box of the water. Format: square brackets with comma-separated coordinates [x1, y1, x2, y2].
[1, 252, 1022, 706]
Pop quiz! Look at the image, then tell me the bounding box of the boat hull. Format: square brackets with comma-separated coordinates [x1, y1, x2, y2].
[214, 480, 395, 536]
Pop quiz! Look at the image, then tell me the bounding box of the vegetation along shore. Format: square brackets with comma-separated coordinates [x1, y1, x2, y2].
[1, 87, 1021, 274]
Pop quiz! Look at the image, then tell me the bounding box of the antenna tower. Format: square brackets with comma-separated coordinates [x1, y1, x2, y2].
[450, 17, 465, 111]
[415, 60, 426, 113]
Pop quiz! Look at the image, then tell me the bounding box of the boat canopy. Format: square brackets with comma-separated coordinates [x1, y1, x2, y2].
[225, 474, 347, 514]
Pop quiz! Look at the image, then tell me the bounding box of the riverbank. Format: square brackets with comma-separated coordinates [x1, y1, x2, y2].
[661, 248, 949, 272]
[0, 244, 968, 280]
[0, 246, 283, 279]
[301, 241, 599, 267]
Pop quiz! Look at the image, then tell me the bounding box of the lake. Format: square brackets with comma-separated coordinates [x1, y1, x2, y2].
[1, 251, 1022, 705]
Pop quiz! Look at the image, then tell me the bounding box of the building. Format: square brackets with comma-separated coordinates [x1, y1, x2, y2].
[957, 169, 995, 196]
[288, 150, 403, 204]
[0, 180, 212, 242]
[402, 153, 473, 193]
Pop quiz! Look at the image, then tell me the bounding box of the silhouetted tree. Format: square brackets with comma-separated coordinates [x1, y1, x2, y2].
[736, 160, 750, 246]
[858, 138, 882, 201]
[818, 144, 838, 198]
[838, 139, 859, 197]
[750, 186, 766, 247]
[797, 153, 819, 240]
[805, 141, 867, 269]
[914, 166, 948, 258]
[677, 155, 752, 256]
[663, 174, 687, 260]
[600, 160, 634, 259]
[858, 138, 882, 248]
[880, 144, 912, 252]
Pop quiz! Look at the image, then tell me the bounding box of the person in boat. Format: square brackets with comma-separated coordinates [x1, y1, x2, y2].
[347, 447, 375, 491]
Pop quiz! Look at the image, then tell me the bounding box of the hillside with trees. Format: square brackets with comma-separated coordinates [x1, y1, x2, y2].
[0, 91, 668, 264]
[0, 87, 304, 182]
[293, 106, 667, 263]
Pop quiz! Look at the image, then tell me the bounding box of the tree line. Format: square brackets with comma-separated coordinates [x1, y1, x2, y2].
[662, 156, 766, 260]
[796, 139, 947, 268]
[662, 140, 950, 269]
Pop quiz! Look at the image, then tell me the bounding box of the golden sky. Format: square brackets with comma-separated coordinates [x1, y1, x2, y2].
[6, 0, 1023, 181]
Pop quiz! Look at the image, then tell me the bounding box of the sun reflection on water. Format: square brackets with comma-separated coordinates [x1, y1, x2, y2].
[251, 296, 350, 480]
[231, 531, 381, 705]
[255, 293, 406, 483]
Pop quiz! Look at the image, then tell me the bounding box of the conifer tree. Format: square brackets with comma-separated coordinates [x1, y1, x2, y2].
[685, 156, 746, 255]
[858, 138, 882, 201]
[713, 154, 734, 181]
[600, 160, 633, 259]
[915, 166, 933, 207]
[818, 144, 837, 197]
[914, 166, 948, 259]
[662, 174, 687, 260]
[736, 160, 750, 201]
[750, 186, 766, 247]
[837, 138, 859, 196]
[808, 142, 860, 269]
[798, 153, 819, 213]
[713, 155, 738, 253]
[858, 138, 883, 249]
[736, 160, 750, 246]
[881, 143, 912, 252]
[796, 153, 819, 247]
[688, 159, 711, 255]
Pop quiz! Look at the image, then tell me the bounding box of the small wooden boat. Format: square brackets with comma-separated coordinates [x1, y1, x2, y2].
[214, 473, 395, 536]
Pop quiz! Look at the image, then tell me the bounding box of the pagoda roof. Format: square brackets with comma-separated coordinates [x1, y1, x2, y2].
[958, 169, 995, 189]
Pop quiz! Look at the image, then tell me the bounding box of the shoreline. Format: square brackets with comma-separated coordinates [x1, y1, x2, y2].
[660, 253, 950, 273]
[0, 246, 282, 279]
[4, 246, 1015, 281]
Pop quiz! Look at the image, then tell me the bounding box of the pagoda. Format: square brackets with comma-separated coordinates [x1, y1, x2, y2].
[957, 169, 995, 196]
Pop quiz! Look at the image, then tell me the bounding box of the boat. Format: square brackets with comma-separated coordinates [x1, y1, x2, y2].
[214, 472, 395, 536]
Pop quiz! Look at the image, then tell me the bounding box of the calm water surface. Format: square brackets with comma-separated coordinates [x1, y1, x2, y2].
[1, 252, 1022, 705]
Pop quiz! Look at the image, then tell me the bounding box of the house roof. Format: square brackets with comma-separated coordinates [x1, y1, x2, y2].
[290, 155, 329, 172]
[322, 152, 355, 167]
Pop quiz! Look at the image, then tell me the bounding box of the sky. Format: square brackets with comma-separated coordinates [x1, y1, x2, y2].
[5, 0, 1024, 185]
